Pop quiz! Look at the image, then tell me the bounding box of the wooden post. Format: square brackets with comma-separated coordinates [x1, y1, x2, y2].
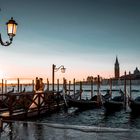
[109, 78, 112, 98]
[5, 80, 7, 93]
[38, 93, 40, 115]
[0, 118, 3, 131]
[47, 78, 49, 91]
[80, 81, 82, 100]
[9, 95, 13, 116]
[32, 80, 34, 92]
[17, 78, 20, 93]
[97, 75, 100, 102]
[73, 78, 75, 98]
[124, 71, 127, 109]
[2, 79, 3, 94]
[63, 78, 67, 93]
[68, 81, 71, 95]
[65, 79, 67, 93]
[97, 75, 100, 95]
[2, 79, 3, 100]
[91, 79, 93, 98]
[52, 64, 55, 91]
[57, 79, 59, 92]
[20, 84, 22, 92]
[129, 74, 132, 99]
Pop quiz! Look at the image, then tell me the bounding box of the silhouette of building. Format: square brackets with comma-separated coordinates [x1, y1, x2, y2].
[114, 56, 120, 79]
[120, 67, 140, 80]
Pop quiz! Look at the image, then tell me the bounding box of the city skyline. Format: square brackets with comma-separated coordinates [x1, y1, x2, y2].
[0, 0, 140, 82]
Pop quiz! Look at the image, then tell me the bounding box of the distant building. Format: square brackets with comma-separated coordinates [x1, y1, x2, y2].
[86, 76, 94, 82]
[120, 67, 140, 80]
[134, 67, 140, 76]
[114, 56, 120, 79]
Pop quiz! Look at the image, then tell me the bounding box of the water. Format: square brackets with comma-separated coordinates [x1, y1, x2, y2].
[1, 84, 140, 139]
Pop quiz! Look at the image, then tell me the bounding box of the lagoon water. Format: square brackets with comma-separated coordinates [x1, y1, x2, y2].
[1, 84, 140, 140]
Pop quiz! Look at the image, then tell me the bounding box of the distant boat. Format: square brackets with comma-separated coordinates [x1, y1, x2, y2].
[104, 89, 124, 112]
[129, 97, 140, 113]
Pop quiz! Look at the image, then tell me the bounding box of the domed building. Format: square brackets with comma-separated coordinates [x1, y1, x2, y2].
[133, 67, 140, 79]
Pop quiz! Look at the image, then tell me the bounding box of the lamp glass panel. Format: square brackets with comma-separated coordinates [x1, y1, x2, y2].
[61, 68, 66, 73]
[7, 23, 17, 36]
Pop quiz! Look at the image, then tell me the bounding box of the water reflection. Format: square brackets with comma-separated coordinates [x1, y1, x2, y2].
[1, 121, 140, 140]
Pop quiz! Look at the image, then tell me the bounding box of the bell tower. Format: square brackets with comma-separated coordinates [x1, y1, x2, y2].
[114, 56, 120, 79]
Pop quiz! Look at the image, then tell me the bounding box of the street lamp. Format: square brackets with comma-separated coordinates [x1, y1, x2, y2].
[0, 17, 18, 46]
[52, 64, 66, 91]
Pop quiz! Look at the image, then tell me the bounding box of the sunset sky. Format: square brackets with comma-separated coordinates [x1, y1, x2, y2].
[0, 0, 140, 82]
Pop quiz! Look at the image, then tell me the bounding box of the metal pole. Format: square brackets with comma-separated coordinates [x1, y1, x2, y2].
[52, 64, 55, 91]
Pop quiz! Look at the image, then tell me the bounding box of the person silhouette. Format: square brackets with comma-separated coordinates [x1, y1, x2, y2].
[35, 77, 40, 91]
[39, 78, 44, 91]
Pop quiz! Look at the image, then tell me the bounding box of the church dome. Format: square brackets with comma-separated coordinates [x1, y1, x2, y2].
[134, 67, 140, 75]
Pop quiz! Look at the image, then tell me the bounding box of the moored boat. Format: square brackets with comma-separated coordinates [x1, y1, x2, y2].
[129, 97, 140, 113]
[67, 92, 103, 110]
[104, 89, 124, 112]
[68, 98, 102, 110]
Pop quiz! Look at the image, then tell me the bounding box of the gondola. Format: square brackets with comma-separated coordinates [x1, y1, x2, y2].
[129, 97, 140, 113]
[104, 90, 124, 112]
[67, 93, 103, 110]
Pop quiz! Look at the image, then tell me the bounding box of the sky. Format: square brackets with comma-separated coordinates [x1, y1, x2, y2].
[0, 0, 140, 82]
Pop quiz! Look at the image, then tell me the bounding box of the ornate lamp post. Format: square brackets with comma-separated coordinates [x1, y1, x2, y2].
[0, 17, 18, 46]
[52, 64, 66, 91]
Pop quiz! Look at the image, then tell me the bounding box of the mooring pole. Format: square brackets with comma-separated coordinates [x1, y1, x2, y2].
[97, 75, 100, 103]
[2, 79, 4, 100]
[91, 79, 93, 98]
[110, 78, 112, 98]
[57, 79, 59, 92]
[124, 71, 127, 109]
[80, 81, 82, 100]
[17, 78, 20, 93]
[0, 118, 3, 132]
[20, 83, 22, 92]
[52, 64, 55, 92]
[68, 81, 71, 95]
[5, 80, 7, 93]
[47, 78, 49, 91]
[2, 79, 3, 94]
[32, 80, 34, 92]
[63, 78, 67, 93]
[73, 78, 75, 98]
[129, 74, 132, 99]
